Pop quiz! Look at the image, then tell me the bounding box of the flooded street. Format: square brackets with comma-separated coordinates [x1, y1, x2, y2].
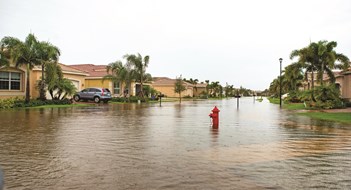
[0, 98, 351, 189]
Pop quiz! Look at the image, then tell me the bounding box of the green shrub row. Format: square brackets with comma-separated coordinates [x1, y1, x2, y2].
[0, 97, 72, 109]
[110, 96, 154, 103]
[284, 85, 348, 109]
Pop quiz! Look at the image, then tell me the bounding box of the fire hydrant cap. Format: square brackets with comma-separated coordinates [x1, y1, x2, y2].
[212, 106, 220, 112]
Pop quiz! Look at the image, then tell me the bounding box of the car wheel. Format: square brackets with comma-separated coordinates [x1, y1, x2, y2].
[94, 96, 100, 103]
[73, 95, 80, 102]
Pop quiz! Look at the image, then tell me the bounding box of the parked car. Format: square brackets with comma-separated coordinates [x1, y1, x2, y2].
[73, 88, 112, 103]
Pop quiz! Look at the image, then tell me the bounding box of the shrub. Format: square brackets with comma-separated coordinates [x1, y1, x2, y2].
[303, 85, 344, 109]
[0, 97, 72, 109]
[285, 91, 303, 103]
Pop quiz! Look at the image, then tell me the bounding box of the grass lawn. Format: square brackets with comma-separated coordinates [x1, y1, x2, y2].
[298, 112, 351, 124]
[283, 103, 305, 110]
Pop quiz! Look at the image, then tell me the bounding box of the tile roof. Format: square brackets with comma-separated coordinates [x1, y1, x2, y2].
[32, 63, 89, 76]
[58, 63, 89, 75]
[152, 77, 194, 87]
[68, 64, 109, 77]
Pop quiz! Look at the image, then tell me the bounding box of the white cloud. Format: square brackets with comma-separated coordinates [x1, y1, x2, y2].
[1, 0, 350, 90]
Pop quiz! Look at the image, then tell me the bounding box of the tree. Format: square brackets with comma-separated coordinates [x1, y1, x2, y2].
[124, 53, 151, 98]
[282, 62, 303, 91]
[104, 60, 133, 98]
[0, 47, 10, 67]
[0, 34, 41, 103]
[310, 41, 349, 85]
[174, 76, 186, 103]
[36, 41, 60, 100]
[44, 62, 76, 100]
[290, 40, 350, 99]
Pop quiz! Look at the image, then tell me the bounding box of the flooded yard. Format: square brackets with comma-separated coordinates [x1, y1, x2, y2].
[0, 98, 350, 189]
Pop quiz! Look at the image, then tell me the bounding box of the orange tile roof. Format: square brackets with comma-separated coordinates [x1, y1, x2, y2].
[152, 77, 194, 87]
[69, 64, 109, 77]
[58, 63, 89, 75]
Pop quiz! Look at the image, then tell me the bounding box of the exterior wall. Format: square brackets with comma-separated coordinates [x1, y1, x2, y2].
[343, 74, 351, 100]
[63, 73, 86, 92]
[153, 85, 193, 97]
[31, 70, 41, 99]
[85, 78, 110, 89]
[0, 65, 27, 99]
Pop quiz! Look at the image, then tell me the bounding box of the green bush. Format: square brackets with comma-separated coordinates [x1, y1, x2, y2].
[304, 85, 344, 109]
[111, 96, 149, 103]
[285, 91, 303, 103]
[0, 97, 72, 109]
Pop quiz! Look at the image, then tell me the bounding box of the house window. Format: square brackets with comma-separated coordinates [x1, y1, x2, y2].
[113, 82, 120, 94]
[0, 71, 21, 90]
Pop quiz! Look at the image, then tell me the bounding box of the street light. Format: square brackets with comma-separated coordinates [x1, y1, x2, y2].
[279, 58, 283, 108]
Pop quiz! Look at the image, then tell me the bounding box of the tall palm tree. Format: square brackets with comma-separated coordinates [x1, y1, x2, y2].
[124, 53, 150, 97]
[103, 60, 133, 97]
[37, 41, 60, 100]
[311, 41, 349, 85]
[0, 34, 41, 103]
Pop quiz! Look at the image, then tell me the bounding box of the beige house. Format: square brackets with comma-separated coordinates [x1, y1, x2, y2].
[0, 63, 88, 99]
[151, 77, 194, 97]
[301, 67, 351, 101]
[335, 68, 351, 101]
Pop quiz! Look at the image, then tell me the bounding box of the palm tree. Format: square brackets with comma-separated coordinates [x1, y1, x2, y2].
[311, 41, 349, 85]
[124, 53, 150, 98]
[37, 41, 60, 100]
[0, 34, 41, 103]
[104, 60, 133, 98]
[0, 48, 10, 67]
[45, 62, 76, 100]
[282, 62, 303, 91]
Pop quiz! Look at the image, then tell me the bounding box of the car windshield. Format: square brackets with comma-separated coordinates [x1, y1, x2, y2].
[104, 88, 111, 92]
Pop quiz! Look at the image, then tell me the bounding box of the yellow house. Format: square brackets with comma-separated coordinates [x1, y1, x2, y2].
[0, 63, 88, 100]
[69, 64, 136, 97]
[151, 77, 194, 97]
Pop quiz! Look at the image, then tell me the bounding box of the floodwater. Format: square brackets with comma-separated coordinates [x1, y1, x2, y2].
[0, 98, 350, 190]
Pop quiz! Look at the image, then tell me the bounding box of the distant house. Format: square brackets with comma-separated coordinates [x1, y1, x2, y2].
[0, 63, 88, 99]
[193, 82, 207, 97]
[152, 77, 194, 97]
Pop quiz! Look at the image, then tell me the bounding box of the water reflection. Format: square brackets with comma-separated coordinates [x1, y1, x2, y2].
[0, 98, 350, 189]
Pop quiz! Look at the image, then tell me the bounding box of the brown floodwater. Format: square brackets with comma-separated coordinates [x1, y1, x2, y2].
[0, 98, 350, 189]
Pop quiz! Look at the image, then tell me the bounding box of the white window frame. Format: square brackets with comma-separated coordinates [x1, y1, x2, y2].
[0, 71, 21, 91]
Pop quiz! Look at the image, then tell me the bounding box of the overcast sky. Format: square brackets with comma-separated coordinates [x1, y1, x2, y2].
[1, 0, 350, 90]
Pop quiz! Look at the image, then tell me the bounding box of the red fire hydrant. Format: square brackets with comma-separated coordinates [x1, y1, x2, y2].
[209, 106, 220, 128]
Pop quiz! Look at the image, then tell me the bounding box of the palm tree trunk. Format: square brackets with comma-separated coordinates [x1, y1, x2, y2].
[25, 65, 30, 103]
[40, 64, 46, 100]
[311, 68, 315, 101]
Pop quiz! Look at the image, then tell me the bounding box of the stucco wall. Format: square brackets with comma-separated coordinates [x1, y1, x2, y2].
[85, 79, 110, 89]
[343, 74, 351, 100]
[153, 85, 193, 97]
